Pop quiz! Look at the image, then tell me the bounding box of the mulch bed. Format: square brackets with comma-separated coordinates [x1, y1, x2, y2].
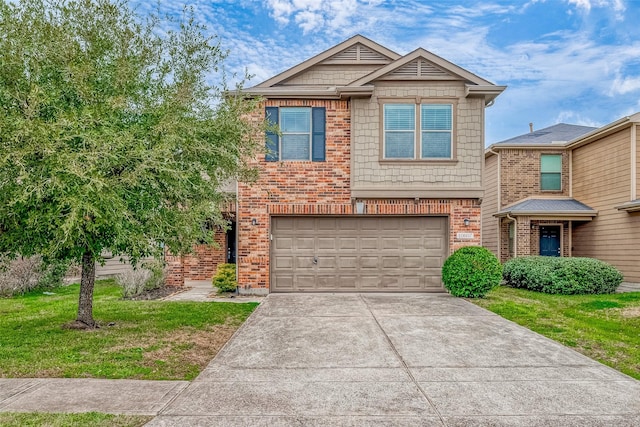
[126, 286, 185, 301]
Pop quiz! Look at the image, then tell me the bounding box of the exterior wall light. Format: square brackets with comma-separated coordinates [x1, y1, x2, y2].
[251, 218, 258, 226]
[463, 218, 470, 227]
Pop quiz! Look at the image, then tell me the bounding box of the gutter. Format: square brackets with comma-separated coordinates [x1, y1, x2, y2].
[505, 213, 517, 258]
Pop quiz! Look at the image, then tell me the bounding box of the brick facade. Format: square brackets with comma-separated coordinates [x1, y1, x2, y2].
[500, 148, 569, 206]
[237, 99, 352, 293]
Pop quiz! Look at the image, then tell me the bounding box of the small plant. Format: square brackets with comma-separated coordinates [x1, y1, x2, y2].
[213, 263, 237, 293]
[503, 256, 623, 294]
[116, 259, 167, 299]
[441, 246, 503, 298]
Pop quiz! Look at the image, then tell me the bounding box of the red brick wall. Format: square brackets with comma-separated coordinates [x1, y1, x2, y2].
[181, 228, 227, 281]
[237, 99, 352, 292]
[500, 149, 570, 206]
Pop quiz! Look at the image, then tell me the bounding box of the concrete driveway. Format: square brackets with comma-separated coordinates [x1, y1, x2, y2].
[149, 293, 640, 426]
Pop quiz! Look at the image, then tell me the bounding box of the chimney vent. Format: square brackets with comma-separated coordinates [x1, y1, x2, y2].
[529, 122, 534, 133]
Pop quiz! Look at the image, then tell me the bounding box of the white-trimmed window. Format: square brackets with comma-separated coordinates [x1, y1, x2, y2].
[280, 107, 311, 160]
[540, 154, 562, 191]
[421, 104, 452, 158]
[383, 102, 453, 160]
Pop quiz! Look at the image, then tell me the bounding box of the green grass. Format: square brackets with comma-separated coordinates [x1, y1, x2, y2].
[0, 280, 257, 380]
[472, 286, 640, 380]
[0, 412, 151, 427]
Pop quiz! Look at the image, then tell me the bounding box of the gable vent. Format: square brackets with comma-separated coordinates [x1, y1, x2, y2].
[388, 60, 419, 77]
[359, 45, 390, 61]
[380, 58, 457, 80]
[419, 60, 450, 77]
[331, 45, 358, 61]
[323, 43, 392, 64]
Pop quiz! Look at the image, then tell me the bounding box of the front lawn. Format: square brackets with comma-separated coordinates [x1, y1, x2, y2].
[0, 412, 151, 427]
[472, 286, 640, 380]
[0, 280, 257, 380]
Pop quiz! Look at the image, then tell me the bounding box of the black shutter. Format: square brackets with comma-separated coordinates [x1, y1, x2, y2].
[265, 107, 279, 162]
[311, 107, 326, 161]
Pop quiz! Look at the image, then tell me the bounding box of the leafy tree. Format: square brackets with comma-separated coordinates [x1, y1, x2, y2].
[0, 0, 261, 328]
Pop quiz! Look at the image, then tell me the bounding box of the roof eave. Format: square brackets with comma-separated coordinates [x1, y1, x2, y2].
[466, 85, 507, 103]
[494, 210, 597, 218]
[616, 201, 640, 212]
[567, 112, 640, 149]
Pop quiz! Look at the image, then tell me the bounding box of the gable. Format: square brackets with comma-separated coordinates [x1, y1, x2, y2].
[377, 58, 460, 81]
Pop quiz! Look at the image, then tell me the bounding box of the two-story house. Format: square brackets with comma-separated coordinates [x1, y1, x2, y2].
[232, 35, 504, 294]
[166, 35, 505, 293]
[483, 115, 640, 286]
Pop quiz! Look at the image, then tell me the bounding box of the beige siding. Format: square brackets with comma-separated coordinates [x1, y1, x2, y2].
[281, 65, 380, 86]
[95, 255, 154, 278]
[351, 82, 483, 193]
[571, 128, 640, 283]
[482, 154, 499, 255]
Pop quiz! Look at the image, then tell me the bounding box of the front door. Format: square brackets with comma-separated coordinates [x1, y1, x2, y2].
[539, 226, 561, 257]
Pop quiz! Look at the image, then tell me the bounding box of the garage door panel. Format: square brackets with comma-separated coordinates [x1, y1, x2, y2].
[360, 238, 378, 250]
[271, 216, 447, 292]
[382, 237, 401, 250]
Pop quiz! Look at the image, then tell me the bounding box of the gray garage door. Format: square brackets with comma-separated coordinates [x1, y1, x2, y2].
[271, 216, 448, 292]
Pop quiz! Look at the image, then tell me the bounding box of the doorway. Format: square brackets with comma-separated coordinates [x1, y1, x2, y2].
[539, 225, 561, 257]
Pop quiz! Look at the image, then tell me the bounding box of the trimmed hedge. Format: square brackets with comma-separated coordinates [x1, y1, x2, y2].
[503, 256, 623, 294]
[212, 263, 237, 293]
[442, 246, 502, 298]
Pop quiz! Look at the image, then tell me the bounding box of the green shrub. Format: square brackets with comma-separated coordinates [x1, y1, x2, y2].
[213, 263, 237, 293]
[503, 256, 623, 295]
[441, 246, 502, 298]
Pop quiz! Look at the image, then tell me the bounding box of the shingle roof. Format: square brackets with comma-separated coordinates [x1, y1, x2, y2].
[494, 123, 597, 145]
[496, 198, 597, 217]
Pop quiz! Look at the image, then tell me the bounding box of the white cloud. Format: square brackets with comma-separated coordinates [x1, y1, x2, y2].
[265, 0, 361, 34]
[554, 111, 603, 127]
[566, 0, 625, 12]
[609, 75, 640, 95]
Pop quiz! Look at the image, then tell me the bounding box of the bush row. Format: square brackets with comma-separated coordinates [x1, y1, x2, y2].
[503, 256, 622, 295]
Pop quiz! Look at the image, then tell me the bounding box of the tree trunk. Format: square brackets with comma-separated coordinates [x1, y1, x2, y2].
[76, 250, 97, 328]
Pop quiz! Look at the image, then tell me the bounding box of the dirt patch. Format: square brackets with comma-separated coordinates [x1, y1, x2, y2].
[142, 324, 237, 375]
[620, 307, 640, 318]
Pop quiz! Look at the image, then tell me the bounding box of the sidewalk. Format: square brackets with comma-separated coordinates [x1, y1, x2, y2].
[0, 379, 188, 415]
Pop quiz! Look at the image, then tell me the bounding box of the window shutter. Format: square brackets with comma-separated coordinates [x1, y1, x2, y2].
[265, 107, 279, 162]
[311, 107, 326, 161]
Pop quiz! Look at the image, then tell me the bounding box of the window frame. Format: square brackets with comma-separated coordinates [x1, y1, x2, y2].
[279, 107, 312, 161]
[379, 97, 457, 163]
[540, 153, 563, 191]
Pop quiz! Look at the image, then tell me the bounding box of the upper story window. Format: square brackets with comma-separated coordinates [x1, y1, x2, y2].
[383, 102, 453, 160]
[265, 106, 326, 162]
[540, 154, 562, 191]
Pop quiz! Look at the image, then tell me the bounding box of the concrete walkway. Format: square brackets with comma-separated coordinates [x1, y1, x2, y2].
[147, 293, 640, 426]
[163, 280, 264, 303]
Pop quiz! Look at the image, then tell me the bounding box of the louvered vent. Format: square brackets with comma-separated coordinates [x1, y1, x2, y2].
[329, 45, 358, 61]
[359, 45, 388, 61]
[419, 60, 450, 77]
[389, 60, 419, 77]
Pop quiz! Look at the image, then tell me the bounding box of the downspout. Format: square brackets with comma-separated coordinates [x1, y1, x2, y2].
[506, 213, 517, 258]
[488, 146, 501, 257]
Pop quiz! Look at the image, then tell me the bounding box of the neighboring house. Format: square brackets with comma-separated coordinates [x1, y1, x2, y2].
[483, 115, 640, 284]
[167, 34, 505, 293]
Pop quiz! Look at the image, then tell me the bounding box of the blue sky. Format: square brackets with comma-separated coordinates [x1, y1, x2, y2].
[133, 0, 640, 144]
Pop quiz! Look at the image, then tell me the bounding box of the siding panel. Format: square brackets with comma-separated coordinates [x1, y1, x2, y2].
[571, 128, 640, 283]
[482, 154, 499, 255]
